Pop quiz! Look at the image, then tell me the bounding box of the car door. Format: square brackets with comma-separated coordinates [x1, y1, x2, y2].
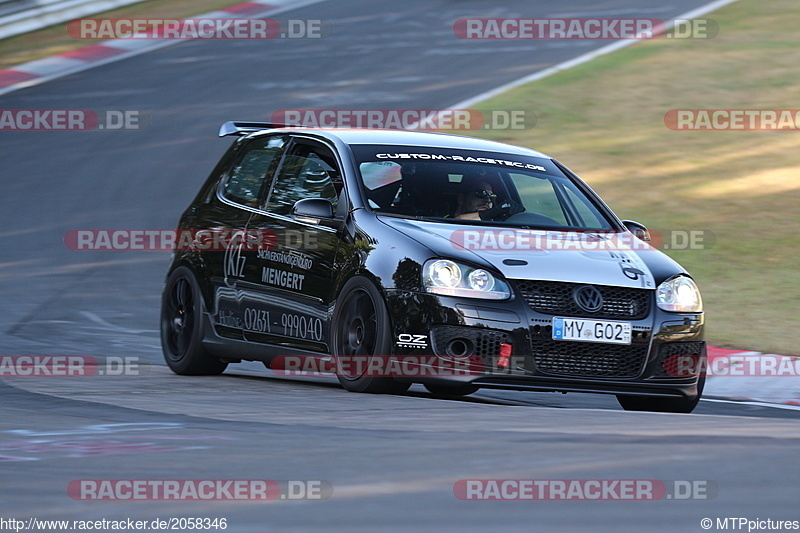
[238, 136, 345, 353]
[208, 133, 289, 339]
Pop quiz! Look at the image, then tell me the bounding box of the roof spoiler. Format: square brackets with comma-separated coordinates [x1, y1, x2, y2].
[218, 121, 297, 137]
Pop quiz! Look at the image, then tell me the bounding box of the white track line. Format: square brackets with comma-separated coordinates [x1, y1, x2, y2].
[702, 398, 800, 412]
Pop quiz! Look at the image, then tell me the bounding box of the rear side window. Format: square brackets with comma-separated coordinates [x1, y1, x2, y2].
[266, 142, 342, 216]
[222, 135, 287, 208]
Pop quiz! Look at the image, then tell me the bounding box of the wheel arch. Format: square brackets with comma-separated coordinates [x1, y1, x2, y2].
[165, 253, 216, 315]
[331, 268, 399, 352]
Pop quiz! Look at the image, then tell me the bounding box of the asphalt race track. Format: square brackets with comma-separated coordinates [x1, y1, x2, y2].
[1, 0, 798, 531]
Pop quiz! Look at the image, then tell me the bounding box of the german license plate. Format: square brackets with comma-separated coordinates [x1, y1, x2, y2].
[552, 317, 632, 345]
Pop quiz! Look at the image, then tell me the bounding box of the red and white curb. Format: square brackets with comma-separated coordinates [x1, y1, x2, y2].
[705, 346, 800, 406]
[0, 0, 326, 97]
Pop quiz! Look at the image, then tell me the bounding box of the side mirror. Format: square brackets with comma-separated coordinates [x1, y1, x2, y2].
[621, 220, 651, 242]
[292, 198, 340, 228]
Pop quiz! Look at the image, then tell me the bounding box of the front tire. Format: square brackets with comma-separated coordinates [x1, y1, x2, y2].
[332, 277, 410, 394]
[160, 266, 228, 375]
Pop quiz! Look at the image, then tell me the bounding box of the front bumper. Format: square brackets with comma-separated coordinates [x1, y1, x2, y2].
[384, 288, 705, 399]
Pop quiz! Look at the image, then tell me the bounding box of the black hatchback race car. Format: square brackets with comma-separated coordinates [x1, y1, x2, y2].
[160, 122, 706, 412]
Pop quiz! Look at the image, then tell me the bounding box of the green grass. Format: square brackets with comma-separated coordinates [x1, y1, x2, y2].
[468, 0, 800, 353]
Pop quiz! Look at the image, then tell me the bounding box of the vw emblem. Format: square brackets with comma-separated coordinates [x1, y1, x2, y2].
[574, 285, 603, 313]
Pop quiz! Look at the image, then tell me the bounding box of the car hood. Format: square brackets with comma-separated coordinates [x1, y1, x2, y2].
[378, 217, 678, 290]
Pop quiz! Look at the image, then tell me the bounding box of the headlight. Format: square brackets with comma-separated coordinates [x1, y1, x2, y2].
[423, 259, 510, 300]
[656, 276, 703, 312]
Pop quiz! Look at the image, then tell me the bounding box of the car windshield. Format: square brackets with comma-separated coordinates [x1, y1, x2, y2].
[351, 145, 615, 230]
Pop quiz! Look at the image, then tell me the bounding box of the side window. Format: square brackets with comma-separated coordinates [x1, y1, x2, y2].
[266, 142, 342, 216]
[222, 135, 287, 208]
[562, 186, 609, 228]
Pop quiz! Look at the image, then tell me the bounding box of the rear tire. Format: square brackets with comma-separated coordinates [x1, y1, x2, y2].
[160, 266, 228, 375]
[616, 374, 705, 413]
[332, 277, 410, 394]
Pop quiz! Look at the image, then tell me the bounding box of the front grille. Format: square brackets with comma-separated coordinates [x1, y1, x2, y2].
[532, 340, 649, 378]
[515, 280, 651, 320]
[651, 341, 706, 378]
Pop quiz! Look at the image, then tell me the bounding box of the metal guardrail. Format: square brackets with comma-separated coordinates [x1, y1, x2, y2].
[0, 0, 147, 41]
